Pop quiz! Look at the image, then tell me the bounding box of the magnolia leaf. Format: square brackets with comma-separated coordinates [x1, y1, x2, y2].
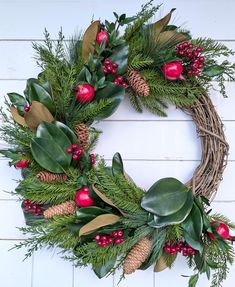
[76, 206, 110, 222]
[156, 31, 187, 45]
[148, 191, 193, 228]
[141, 178, 189, 216]
[10, 106, 27, 127]
[53, 121, 78, 144]
[92, 186, 126, 215]
[154, 255, 168, 272]
[152, 9, 176, 38]
[93, 258, 116, 279]
[202, 65, 225, 77]
[79, 214, 120, 236]
[82, 20, 101, 62]
[8, 93, 28, 115]
[24, 101, 54, 131]
[112, 152, 124, 176]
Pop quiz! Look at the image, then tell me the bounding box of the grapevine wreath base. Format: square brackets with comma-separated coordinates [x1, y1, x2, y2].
[1, 2, 235, 287]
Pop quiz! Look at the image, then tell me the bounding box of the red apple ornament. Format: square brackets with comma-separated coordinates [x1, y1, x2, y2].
[96, 31, 109, 47]
[75, 186, 94, 207]
[15, 159, 30, 169]
[162, 61, 185, 81]
[74, 84, 95, 104]
[208, 221, 235, 241]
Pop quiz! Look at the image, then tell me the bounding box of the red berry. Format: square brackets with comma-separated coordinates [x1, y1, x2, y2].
[199, 56, 205, 63]
[75, 188, 94, 207]
[121, 82, 127, 87]
[112, 63, 118, 68]
[191, 250, 196, 256]
[178, 50, 185, 56]
[192, 63, 198, 70]
[67, 147, 73, 153]
[24, 106, 31, 112]
[105, 59, 111, 65]
[96, 31, 109, 47]
[183, 251, 188, 257]
[90, 153, 95, 159]
[117, 76, 123, 82]
[198, 63, 203, 69]
[178, 44, 184, 50]
[34, 212, 40, 216]
[15, 159, 29, 169]
[95, 235, 100, 241]
[164, 247, 171, 253]
[193, 51, 199, 57]
[114, 79, 119, 84]
[196, 47, 202, 52]
[187, 52, 193, 58]
[189, 44, 193, 49]
[72, 154, 78, 160]
[74, 84, 95, 104]
[72, 144, 78, 149]
[97, 241, 102, 247]
[194, 70, 200, 75]
[187, 70, 193, 75]
[175, 246, 180, 252]
[170, 252, 175, 256]
[171, 247, 176, 253]
[113, 232, 118, 237]
[183, 42, 189, 47]
[187, 247, 193, 253]
[108, 238, 113, 244]
[75, 148, 83, 155]
[91, 159, 96, 165]
[23, 199, 30, 206]
[115, 238, 122, 245]
[101, 236, 107, 241]
[103, 67, 108, 74]
[117, 230, 124, 237]
[111, 69, 117, 75]
[162, 61, 184, 81]
[101, 241, 107, 247]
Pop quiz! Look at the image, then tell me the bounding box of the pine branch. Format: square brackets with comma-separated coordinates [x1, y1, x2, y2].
[86, 127, 102, 152]
[210, 213, 235, 229]
[128, 54, 154, 70]
[127, 88, 143, 113]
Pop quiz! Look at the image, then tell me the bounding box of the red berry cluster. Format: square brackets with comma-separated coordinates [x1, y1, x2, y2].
[176, 42, 205, 76]
[164, 241, 197, 257]
[90, 153, 96, 165]
[15, 159, 30, 169]
[114, 76, 127, 87]
[24, 105, 31, 112]
[95, 230, 124, 247]
[23, 199, 43, 216]
[103, 59, 118, 75]
[67, 144, 84, 160]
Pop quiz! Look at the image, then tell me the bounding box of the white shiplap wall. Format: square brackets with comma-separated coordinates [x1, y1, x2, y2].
[0, 1, 235, 286]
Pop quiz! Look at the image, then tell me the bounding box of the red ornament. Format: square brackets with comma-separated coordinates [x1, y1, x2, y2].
[162, 61, 185, 81]
[96, 31, 109, 47]
[15, 159, 29, 169]
[75, 186, 94, 207]
[24, 106, 31, 112]
[74, 84, 95, 104]
[208, 221, 235, 241]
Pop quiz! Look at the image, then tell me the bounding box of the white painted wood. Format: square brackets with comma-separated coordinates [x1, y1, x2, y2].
[1, 1, 235, 287]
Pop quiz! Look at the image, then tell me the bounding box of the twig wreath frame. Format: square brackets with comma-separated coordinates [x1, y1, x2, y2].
[0, 2, 235, 287]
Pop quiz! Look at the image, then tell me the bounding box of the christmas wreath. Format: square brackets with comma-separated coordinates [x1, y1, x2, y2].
[1, 1, 235, 286]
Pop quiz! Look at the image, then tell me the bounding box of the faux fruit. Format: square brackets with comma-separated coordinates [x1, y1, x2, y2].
[162, 61, 185, 81]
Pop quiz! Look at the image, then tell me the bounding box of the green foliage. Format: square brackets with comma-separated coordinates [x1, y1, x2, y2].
[16, 168, 80, 205]
[165, 224, 184, 243]
[33, 29, 77, 121]
[91, 161, 145, 215]
[13, 214, 79, 259]
[126, 87, 143, 113]
[128, 54, 154, 70]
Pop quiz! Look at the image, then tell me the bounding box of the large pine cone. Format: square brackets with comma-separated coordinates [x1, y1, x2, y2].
[36, 171, 68, 183]
[123, 237, 152, 274]
[73, 123, 89, 149]
[43, 200, 77, 219]
[127, 70, 150, 97]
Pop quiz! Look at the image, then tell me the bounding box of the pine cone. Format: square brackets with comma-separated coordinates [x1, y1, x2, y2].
[127, 70, 150, 97]
[36, 171, 68, 183]
[123, 237, 152, 274]
[43, 200, 77, 219]
[74, 123, 89, 149]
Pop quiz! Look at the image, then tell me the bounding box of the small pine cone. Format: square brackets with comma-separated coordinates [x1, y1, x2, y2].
[43, 200, 76, 219]
[127, 70, 150, 97]
[123, 237, 152, 274]
[37, 171, 68, 183]
[74, 123, 89, 149]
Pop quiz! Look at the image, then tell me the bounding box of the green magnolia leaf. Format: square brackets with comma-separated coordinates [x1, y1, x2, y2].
[109, 44, 129, 75]
[202, 65, 225, 77]
[31, 138, 72, 173]
[182, 204, 203, 251]
[148, 191, 193, 228]
[94, 83, 125, 120]
[31, 123, 72, 173]
[188, 274, 199, 287]
[24, 78, 38, 101]
[141, 178, 189, 216]
[112, 152, 124, 176]
[53, 121, 78, 144]
[7, 93, 28, 115]
[29, 82, 55, 114]
[67, 222, 84, 236]
[76, 207, 110, 222]
[93, 257, 116, 279]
